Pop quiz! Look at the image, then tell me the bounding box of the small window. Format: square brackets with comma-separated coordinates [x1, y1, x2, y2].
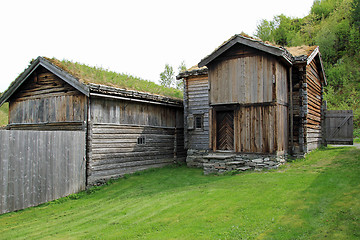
[195, 115, 203, 129]
[137, 136, 146, 145]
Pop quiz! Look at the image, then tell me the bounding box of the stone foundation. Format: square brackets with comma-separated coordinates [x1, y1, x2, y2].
[186, 149, 287, 175]
[186, 149, 210, 168]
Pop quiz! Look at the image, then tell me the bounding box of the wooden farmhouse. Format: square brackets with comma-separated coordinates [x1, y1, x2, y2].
[0, 57, 185, 185]
[177, 34, 327, 174]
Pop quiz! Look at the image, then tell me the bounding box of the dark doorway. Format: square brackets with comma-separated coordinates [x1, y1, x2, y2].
[216, 110, 234, 150]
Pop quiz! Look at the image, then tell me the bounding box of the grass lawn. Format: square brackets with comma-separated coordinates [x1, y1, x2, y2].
[0, 146, 359, 239]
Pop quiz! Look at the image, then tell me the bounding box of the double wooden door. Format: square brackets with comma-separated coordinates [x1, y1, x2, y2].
[216, 110, 234, 150]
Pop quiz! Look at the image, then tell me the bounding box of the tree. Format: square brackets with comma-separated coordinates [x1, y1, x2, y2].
[159, 61, 187, 90]
[176, 61, 187, 90]
[159, 64, 175, 88]
[255, 19, 274, 42]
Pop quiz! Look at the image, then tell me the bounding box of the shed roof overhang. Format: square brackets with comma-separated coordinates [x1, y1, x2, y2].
[198, 34, 293, 68]
[292, 47, 327, 86]
[0, 56, 90, 106]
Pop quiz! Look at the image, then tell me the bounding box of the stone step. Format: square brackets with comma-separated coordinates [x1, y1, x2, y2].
[237, 166, 252, 171]
[204, 153, 236, 160]
[225, 161, 245, 165]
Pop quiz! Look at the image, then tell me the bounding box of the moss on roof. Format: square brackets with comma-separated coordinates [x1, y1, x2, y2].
[45, 57, 183, 100]
[285, 45, 318, 57]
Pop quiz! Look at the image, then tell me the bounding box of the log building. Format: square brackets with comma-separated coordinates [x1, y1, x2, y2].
[177, 35, 327, 173]
[0, 57, 185, 185]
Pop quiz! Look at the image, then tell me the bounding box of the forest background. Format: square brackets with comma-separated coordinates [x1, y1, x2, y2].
[255, 0, 360, 136]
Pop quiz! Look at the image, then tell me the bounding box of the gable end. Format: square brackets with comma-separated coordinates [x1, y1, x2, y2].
[0, 57, 89, 106]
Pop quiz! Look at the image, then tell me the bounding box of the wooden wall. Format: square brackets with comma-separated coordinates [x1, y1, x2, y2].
[209, 104, 288, 154]
[8, 67, 86, 130]
[0, 130, 86, 214]
[90, 97, 179, 127]
[290, 64, 307, 154]
[208, 45, 288, 105]
[87, 97, 185, 185]
[207, 45, 289, 155]
[305, 58, 323, 151]
[184, 75, 209, 150]
[290, 56, 324, 155]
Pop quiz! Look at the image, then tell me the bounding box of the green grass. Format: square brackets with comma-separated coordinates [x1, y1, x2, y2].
[0, 102, 8, 127]
[46, 58, 183, 99]
[0, 146, 359, 239]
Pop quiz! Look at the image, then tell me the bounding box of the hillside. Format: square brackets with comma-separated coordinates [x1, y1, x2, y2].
[0, 146, 359, 239]
[255, 0, 360, 136]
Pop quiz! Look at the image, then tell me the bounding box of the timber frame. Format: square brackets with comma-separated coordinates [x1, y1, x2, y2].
[0, 57, 185, 185]
[178, 34, 327, 172]
[0, 57, 89, 106]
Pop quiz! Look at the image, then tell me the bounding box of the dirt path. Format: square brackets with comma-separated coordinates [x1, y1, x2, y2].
[330, 143, 360, 149]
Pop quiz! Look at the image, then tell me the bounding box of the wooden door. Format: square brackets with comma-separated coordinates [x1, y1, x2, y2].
[325, 110, 353, 145]
[216, 110, 234, 150]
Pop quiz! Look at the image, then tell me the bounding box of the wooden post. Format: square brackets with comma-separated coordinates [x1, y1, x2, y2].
[289, 67, 294, 155]
[322, 100, 327, 147]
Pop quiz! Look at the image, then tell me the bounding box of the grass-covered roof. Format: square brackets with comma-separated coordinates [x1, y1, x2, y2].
[45, 57, 183, 99]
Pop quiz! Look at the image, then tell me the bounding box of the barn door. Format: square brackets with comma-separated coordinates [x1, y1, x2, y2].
[325, 110, 353, 145]
[216, 110, 234, 150]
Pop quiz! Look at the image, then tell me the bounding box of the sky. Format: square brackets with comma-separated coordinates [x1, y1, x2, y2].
[0, 0, 315, 92]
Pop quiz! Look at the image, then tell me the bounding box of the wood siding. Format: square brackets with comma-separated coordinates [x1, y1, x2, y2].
[87, 97, 185, 184]
[290, 57, 324, 154]
[233, 105, 287, 154]
[207, 45, 289, 155]
[208, 46, 288, 105]
[90, 97, 179, 127]
[0, 130, 86, 214]
[184, 75, 209, 150]
[8, 67, 86, 130]
[87, 124, 180, 184]
[305, 58, 323, 151]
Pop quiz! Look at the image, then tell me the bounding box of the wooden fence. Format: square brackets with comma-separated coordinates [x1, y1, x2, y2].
[0, 130, 86, 214]
[324, 110, 353, 145]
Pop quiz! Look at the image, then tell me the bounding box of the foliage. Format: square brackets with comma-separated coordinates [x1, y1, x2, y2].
[311, 0, 341, 19]
[255, 14, 303, 46]
[0, 102, 9, 127]
[48, 58, 183, 99]
[0, 146, 359, 239]
[160, 61, 187, 91]
[159, 63, 175, 88]
[176, 61, 187, 90]
[255, 19, 273, 42]
[255, 0, 360, 132]
[353, 0, 360, 29]
[354, 128, 360, 138]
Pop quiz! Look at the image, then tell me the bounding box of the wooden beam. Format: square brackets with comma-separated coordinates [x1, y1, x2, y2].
[289, 67, 294, 154]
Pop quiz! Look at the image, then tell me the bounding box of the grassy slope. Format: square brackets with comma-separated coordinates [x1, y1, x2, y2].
[46, 58, 183, 100]
[0, 146, 359, 239]
[0, 102, 8, 127]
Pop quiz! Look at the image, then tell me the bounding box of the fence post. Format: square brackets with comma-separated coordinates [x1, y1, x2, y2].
[322, 100, 327, 147]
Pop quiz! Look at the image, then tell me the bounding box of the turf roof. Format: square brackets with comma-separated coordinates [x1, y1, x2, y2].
[44, 57, 183, 99]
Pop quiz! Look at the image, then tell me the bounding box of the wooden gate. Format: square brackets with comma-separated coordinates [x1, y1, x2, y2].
[324, 110, 353, 145]
[216, 111, 234, 150]
[0, 130, 86, 214]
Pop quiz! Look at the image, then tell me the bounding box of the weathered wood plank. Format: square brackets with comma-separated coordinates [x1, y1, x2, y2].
[87, 123, 183, 184]
[0, 130, 86, 214]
